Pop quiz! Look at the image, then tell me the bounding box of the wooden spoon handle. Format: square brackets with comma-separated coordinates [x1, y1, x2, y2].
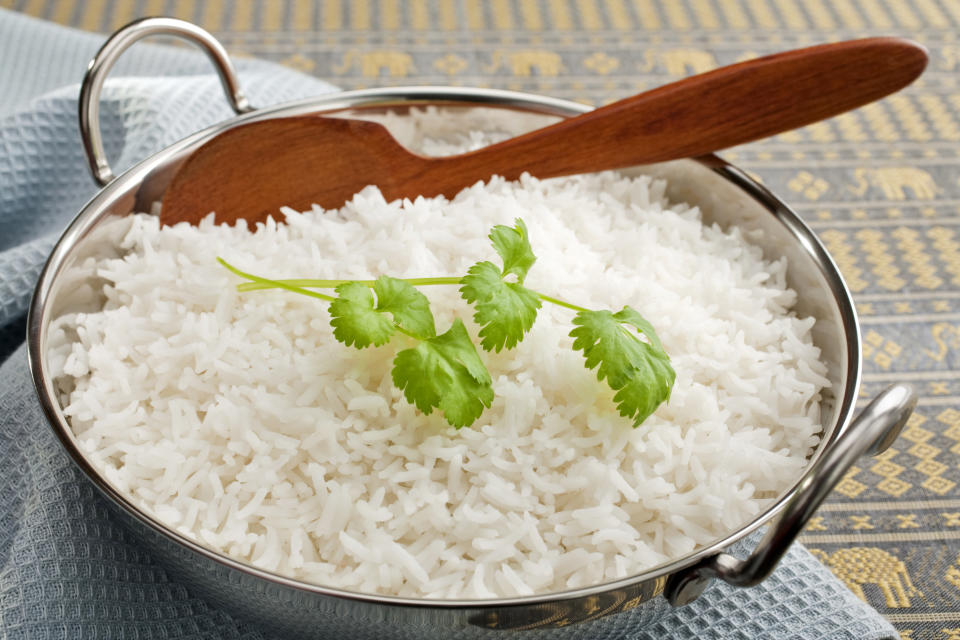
[425, 38, 927, 190]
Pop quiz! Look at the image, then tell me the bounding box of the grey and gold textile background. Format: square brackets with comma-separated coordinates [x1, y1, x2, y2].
[3, 1, 959, 638]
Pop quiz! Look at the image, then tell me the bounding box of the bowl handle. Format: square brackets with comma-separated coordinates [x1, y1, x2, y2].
[78, 17, 254, 186]
[664, 383, 916, 606]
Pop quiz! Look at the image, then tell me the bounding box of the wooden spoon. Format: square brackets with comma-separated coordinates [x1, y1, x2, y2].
[160, 37, 926, 226]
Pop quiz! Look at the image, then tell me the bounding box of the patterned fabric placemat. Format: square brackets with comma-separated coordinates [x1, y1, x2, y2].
[3, 1, 959, 638]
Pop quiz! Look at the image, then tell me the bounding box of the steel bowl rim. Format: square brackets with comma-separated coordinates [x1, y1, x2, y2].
[27, 84, 862, 610]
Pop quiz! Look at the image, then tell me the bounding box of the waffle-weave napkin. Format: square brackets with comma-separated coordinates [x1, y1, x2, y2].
[0, 8, 898, 639]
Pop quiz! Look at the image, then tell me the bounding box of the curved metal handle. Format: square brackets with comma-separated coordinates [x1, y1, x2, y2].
[665, 383, 916, 606]
[78, 16, 254, 186]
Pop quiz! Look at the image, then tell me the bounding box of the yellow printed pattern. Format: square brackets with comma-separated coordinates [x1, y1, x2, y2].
[808, 547, 921, 608]
[0, 0, 956, 34]
[3, 1, 960, 638]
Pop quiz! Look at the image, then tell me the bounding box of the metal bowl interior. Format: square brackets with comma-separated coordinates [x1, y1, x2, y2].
[27, 87, 860, 627]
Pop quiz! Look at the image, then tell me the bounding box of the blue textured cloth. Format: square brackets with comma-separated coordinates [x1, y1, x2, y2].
[0, 8, 898, 639]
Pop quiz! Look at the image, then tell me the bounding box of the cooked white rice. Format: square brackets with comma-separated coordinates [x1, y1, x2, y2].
[49, 136, 828, 599]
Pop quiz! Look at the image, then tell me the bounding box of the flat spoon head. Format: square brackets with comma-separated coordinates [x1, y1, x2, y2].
[159, 37, 927, 227]
[160, 116, 430, 225]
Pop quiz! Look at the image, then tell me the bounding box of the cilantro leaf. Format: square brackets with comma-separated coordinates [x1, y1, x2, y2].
[608, 306, 665, 351]
[373, 276, 436, 339]
[489, 218, 536, 282]
[570, 306, 675, 426]
[329, 282, 395, 348]
[392, 319, 494, 428]
[460, 261, 541, 352]
[330, 277, 435, 348]
[460, 218, 541, 353]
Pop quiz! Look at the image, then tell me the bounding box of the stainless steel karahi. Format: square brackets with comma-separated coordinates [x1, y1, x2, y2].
[27, 18, 916, 639]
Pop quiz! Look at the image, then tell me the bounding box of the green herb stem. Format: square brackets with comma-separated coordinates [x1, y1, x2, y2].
[393, 325, 422, 340]
[535, 293, 589, 314]
[218, 258, 336, 303]
[234, 275, 586, 312]
[237, 276, 462, 291]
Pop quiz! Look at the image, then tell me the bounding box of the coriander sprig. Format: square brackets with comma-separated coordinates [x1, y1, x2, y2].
[219, 218, 675, 429]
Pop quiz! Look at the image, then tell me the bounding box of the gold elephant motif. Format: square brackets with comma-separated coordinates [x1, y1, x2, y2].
[848, 167, 939, 200]
[926, 322, 960, 361]
[639, 48, 717, 75]
[333, 50, 416, 77]
[810, 547, 920, 608]
[484, 50, 565, 76]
